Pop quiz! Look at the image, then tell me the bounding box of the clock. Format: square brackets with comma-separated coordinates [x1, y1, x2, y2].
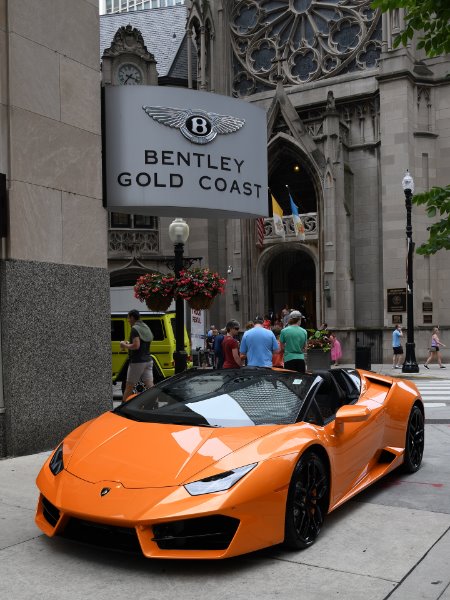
[117, 63, 143, 85]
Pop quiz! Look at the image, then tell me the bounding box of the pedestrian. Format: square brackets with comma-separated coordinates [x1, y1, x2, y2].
[279, 310, 308, 373]
[273, 314, 283, 329]
[222, 320, 242, 369]
[392, 324, 403, 369]
[205, 326, 217, 367]
[213, 328, 225, 369]
[319, 322, 328, 332]
[424, 326, 446, 369]
[119, 309, 154, 402]
[281, 304, 290, 322]
[272, 327, 284, 367]
[283, 308, 295, 327]
[262, 314, 272, 329]
[245, 321, 254, 330]
[240, 316, 279, 367]
[329, 332, 342, 366]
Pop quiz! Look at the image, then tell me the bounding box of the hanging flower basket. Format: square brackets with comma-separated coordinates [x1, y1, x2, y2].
[145, 295, 172, 312]
[175, 268, 226, 310]
[187, 295, 216, 311]
[134, 272, 175, 312]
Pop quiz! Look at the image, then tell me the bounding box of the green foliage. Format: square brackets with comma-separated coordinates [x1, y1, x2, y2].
[412, 185, 450, 255]
[372, 1, 450, 253]
[371, 0, 450, 56]
[306, 329, 332, 353]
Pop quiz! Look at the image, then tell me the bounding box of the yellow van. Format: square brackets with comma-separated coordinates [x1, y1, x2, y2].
[111, 311, 192, 388]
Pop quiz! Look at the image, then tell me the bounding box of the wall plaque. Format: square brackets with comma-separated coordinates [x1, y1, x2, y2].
[392, 315, 403, 324]
[387, 288, 406, 312]
[423, 315, 433, 324]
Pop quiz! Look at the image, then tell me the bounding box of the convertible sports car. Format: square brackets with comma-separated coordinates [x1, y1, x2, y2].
[35, 367, 424, 559]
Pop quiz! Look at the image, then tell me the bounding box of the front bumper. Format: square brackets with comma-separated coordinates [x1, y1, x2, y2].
[35, 456, 291, 559]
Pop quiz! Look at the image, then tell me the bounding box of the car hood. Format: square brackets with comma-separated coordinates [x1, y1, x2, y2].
[65, 411, 281, 488]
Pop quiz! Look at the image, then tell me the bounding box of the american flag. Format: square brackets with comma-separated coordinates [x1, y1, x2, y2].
[256, 217, 265, 248]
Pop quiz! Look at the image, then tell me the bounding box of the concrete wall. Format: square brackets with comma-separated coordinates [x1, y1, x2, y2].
[0, 0, 110, 457]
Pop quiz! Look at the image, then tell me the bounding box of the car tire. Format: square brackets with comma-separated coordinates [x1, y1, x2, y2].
[402, 405, 425, 473]
[283, 451, 329, 550]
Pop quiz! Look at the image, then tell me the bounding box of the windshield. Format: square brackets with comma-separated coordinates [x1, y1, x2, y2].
[114, 368, 315, 427]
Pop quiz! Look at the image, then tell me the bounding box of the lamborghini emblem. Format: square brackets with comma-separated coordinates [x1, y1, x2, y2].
[142, 105, 245, 145]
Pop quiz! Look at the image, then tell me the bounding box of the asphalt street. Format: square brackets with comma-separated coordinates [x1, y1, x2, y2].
[1, 365, 450, 600]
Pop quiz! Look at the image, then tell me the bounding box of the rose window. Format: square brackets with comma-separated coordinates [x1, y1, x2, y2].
[231, 0, 382, 97]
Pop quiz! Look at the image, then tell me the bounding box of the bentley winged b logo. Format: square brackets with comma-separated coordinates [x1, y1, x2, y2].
[142, 105, 245, 145]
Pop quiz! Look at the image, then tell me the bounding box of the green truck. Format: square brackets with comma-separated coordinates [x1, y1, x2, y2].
[111, 311, 192, 389]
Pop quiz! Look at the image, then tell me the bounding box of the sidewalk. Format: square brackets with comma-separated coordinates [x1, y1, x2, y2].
[339, 362, 450, 380]
[1, 367, 450, 599]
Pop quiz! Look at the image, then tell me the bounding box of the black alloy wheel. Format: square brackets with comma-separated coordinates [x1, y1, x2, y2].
[284, 451, 329, 550]
[403, 405, 425, 473]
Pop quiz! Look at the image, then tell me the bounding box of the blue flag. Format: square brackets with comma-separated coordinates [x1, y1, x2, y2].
[289, 194, 305, 240]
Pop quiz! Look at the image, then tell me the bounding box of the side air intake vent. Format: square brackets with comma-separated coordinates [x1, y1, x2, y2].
[152, 515, 239, 551]
[62, 518, 141, 553]
[42, 496, 60, 527]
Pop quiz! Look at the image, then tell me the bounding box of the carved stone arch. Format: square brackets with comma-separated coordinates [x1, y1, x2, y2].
[269, 132, 324, 190]
[187, 1, 215, 90]
[101, 24, 158, 85]
[110, 266, 155, 288]
[324, 161, 335, 190]
[268, 132, 324, 225]
[103, 25, 155, 61]
[255, 242, 320, 327]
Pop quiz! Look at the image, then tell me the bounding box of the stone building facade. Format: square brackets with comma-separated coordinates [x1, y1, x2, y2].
[100, 1, 450, 363]
[184, 0, 450, 362]
[0, 0, 110, 457]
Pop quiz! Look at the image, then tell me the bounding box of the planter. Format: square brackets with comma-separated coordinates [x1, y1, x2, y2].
[187, 295, 215, 310]
[145, 295, 172, 312]
[306, 348, 331, 371]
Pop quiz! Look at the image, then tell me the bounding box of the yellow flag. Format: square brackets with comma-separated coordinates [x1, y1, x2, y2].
[271, 194, 285, 238]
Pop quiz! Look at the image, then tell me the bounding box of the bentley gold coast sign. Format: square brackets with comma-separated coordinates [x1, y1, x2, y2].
[103, 87, 268, 218]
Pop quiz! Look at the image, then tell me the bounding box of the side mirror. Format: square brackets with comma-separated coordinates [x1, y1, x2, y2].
[335, 405, 370, 433]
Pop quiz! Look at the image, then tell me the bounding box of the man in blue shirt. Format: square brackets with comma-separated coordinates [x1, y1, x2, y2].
[392, 324, 403, 369]
[240, 317, 279, 367]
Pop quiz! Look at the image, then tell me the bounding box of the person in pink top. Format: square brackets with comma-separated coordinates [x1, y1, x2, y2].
[272, 327, 284, 367]
[329, 332, 342, 367]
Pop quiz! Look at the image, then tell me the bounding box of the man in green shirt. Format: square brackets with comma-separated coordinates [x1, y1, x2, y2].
[280, 310, 307, 373]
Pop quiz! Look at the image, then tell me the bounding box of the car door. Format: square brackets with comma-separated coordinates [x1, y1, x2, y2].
[312, 375, 386, 507]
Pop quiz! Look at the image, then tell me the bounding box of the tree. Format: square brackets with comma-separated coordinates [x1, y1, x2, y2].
[413, 186, 450, 255]
[371, 0, 450, 56]
[372, 0, 450, 254]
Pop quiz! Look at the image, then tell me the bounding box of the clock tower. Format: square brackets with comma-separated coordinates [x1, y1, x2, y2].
[101, 24, 158, 86]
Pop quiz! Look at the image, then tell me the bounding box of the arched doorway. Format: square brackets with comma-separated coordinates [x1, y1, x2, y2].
[268, 250, 317, 329]
[268, 139, 319, 216]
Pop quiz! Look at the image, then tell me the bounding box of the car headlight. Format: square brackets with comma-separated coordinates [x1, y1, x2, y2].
[184, 463, 257, 496]
[49, 443, 64, 476]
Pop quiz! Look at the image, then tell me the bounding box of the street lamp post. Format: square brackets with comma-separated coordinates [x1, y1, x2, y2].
[168, 218, 190, 374]
[401, 170, 419, 373]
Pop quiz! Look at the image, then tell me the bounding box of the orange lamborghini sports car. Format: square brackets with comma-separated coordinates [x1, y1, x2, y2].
[35, 367, 424, 559]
